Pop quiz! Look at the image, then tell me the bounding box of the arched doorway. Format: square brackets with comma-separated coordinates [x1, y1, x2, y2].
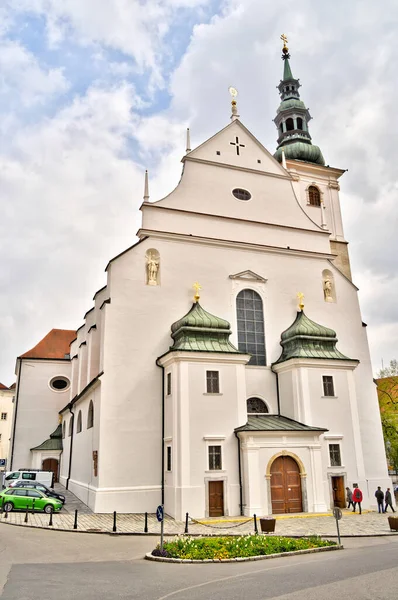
[270, 455, 302, 514]
[42, 458, 59, 484]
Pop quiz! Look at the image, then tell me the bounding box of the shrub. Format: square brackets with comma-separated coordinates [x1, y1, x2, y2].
[152, 535, 335, 560]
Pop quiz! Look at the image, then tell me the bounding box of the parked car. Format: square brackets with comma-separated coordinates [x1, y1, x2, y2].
[11, 481, 65, 504]
[0, 488, 63, 513]
[3, 470, 54, 489]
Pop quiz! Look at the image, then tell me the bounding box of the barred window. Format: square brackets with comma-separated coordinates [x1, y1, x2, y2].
[1, 412, 7, 420]
[206, 371, 220, 393]
[236, 289, 266, 365]
[247, 397, 269, 414]
[208, 445, 222, 470]
[329, 444, 342, 467]
[323, 376, 335, 397]
[308, 186, 321, 206]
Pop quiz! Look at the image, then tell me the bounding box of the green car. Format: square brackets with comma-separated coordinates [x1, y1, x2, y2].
[0, 487, 63, 514]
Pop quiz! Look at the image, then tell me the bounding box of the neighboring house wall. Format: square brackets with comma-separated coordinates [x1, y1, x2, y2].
[0, 387, 14, 473]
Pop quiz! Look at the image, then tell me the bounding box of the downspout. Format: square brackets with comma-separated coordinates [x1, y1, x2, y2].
[66, 405, 75, 490]
[271, 366, 281, 416]
[234, 431, 244, 516]
[156, 358, 165, 505]
[9, 359, 23, 470]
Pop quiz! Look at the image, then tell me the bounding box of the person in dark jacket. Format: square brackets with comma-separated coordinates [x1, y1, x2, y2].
[375, 486, 385, 513]
[346, 486, 354, 509]
[384, 488, 395, 513]
[352, 484, 363, 514]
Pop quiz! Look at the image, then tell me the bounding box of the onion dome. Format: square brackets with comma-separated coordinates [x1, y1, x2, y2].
[273, 311, 354, 364]
[273, 39, 325, 166]
[170, 302, 240, 353]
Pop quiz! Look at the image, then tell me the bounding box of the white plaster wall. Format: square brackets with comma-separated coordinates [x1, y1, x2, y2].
[11, 359, 71, 471]
[0, 389, 14, 472]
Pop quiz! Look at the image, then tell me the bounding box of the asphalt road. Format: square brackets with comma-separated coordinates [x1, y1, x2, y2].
[0, 524, 397, 599]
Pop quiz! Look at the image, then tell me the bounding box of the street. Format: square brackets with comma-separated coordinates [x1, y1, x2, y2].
[0, 524, 397, 599]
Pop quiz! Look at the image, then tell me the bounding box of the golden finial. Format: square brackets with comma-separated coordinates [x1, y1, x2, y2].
[193, 282, 202, 303]
[297, 292, 305, 311]
[228, 86, 239, 120]
[281, 33, 288, 52]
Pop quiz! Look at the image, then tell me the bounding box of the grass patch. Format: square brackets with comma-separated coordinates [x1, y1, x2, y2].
[152, 535, 336, 560]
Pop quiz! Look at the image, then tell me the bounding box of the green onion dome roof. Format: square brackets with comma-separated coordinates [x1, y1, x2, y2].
[274, 141, 325, 166]
[277, 98, 306, 113]
[273, 311, 354, 364]
[170, 302, 241, 353]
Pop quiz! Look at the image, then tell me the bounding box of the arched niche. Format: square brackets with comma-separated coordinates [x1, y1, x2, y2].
[145, 248, 160, 286]
[322, 269, 336, 303]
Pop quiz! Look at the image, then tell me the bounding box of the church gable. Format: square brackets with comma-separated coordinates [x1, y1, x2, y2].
[229, 270, 267, 283]
[185, 120, 287, 177]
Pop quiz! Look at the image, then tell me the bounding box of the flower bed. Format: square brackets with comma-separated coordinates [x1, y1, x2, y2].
[152, 535, 336, 560]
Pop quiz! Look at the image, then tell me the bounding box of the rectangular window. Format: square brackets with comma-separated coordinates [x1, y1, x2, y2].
[206, 371, 220, 394]
[208, 445, 222, 470]
[329, 444, 342, 467]
[167, 372, 172, 396]
[322, 376, 335, 397]
[1, 413, 7, 420]
[22, 473, 36, 480]
[166, 446, 172, 472]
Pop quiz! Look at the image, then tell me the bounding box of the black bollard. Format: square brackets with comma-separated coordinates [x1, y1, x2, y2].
[184, 512, 189, 534]
[49, 511, 53, 527]
[253, 513, 258, 535]
[113, 510, 117, 533]
[24, 506, 29, 523]
[3, 508, 7, 519]
[144, 511, 148, 533]
[73, 509, 78, 530]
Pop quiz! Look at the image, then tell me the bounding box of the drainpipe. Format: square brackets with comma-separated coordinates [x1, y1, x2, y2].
[66, 405, 75, 490]
[234, 431, 244, 516]
[9, 359, 23, 471]
[271, 366, 281, 416]
[156, 358, 165, 505]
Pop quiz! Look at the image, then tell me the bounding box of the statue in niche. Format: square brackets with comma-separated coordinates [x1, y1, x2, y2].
[146, 252, 159, 286]
[323, 277, 333, 302]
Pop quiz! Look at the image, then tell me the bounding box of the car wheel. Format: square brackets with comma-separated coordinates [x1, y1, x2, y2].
[44, 505, 54, 514]
[4, 502, 13, 512]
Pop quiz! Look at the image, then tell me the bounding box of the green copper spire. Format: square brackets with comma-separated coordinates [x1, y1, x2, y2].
[273, 311, 354, 364]
[170, 302, 241, 353]
[273, 36, 325, 166]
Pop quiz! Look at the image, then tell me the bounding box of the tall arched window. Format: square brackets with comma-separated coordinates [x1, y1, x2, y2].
[62, 421, 66, 439]
[76, 410, 82, 433]
[247, 397, 269, 414]
[87, 400, 94, 429]
[286, 118, 294, 131]
[236, 289, 266, 366]
[68, 418, 73, 437]
[308, 185, 321, 207]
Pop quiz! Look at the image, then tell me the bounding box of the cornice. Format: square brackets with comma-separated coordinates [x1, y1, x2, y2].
[272, 357, 359, 373]
[182, 155, 293, 181]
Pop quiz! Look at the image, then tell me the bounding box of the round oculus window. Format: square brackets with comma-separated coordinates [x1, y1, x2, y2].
[232, 188, 251, 201]
[49, 377, 70, 391]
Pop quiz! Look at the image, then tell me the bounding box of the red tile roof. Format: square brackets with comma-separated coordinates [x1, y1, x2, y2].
[20, 329, 76, 360]
[0, 383, 8, 390]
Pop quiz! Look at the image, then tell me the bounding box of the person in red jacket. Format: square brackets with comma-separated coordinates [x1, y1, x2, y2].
[352, 484, 363, 514]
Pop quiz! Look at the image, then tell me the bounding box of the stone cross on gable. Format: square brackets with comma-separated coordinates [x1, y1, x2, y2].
[230, 136, 245, 156]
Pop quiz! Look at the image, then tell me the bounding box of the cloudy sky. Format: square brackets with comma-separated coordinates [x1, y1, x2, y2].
[1, 0, 397, 384]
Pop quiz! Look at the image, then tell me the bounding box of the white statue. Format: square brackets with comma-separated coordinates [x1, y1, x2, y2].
[147, 254, 159, 286]
[323, 277, 333, 302]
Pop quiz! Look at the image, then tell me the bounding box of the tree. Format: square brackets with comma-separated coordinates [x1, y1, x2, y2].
[377, 359, 398, 379]
[375, 375, 398, 474]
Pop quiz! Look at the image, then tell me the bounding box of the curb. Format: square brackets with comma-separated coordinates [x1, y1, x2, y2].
[145, 544, 344, 563]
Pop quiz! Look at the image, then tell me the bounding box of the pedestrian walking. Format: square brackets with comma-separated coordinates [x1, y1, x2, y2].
[384, 488, 396, 513]
[375, 486, 385, 513]
[346, 486, 354, 509]
[352, 484, 363, 514]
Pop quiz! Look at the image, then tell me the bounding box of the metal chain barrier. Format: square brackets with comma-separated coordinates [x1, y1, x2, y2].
[189, 516, 253, 530]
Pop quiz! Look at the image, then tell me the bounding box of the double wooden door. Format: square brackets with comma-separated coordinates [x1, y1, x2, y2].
[270, 456, 302, 514]
[209, 481, 224, 517]
[42, 458, 59, 483]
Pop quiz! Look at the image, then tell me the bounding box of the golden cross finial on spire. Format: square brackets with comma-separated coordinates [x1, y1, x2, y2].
[281, 33, 288, 50]
[297, 292, 305, 311]
[193, 282, 202, 303]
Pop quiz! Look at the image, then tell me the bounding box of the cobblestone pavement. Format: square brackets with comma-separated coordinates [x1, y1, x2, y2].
[53, 483, 93, 515]
[1, 507, 397, 537]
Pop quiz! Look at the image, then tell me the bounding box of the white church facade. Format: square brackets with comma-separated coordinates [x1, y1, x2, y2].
[9, 42, 391, 518]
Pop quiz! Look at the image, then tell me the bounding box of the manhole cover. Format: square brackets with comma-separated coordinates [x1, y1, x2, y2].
[85, 528, 103, 533]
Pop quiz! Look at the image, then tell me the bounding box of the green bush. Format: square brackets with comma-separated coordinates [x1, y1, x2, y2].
[153, 535, 335, 560]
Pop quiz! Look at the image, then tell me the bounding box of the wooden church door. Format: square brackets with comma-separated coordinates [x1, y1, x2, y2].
[208, 481, 224, 517]
[270, 456, 302, 514]
[42, 458, 59, 483]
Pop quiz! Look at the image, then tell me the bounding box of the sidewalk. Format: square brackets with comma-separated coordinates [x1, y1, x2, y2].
[1, 508, 397, 536]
